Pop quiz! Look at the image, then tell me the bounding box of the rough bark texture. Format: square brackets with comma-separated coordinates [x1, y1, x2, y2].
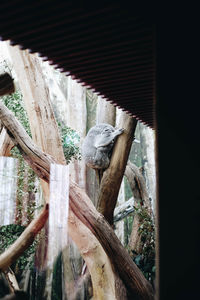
[7, 46, 65, 203]
[97, 113, 137, 225]
[0, 101, 154, 300]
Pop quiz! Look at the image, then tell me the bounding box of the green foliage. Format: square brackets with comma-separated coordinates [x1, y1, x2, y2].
[57, 121, 81, 164]
[1, 91, 37, 223]
[124, 215, 134, 245]
[0, 224, 36, 275]
[124, 176, 133, 201]
[2, 90, 81, 164]
[51, 252, 63, 300]
[1, 90, 32, 137]
[133, 204, 156, 285]
[10, 145, 37, 224]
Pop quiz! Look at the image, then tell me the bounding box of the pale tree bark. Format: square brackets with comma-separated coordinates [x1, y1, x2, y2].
[114, 180, 125, 244]
[2, 267, 20, 298]
[0, 97, 154, 300]
[0, 73, 15, 156]
[7, 45, 65, 203]
[95, 96, 117, 190]
[138, 122, 156, 212]
[66, 76, 87, 190]
[96, 97, 116, 126]
[85, 89, 99, 206]
[38, 62, 89, 295]
[114, 108, 128, 245]
[0, 127, 14, 156]
[7, 45, 68, 299]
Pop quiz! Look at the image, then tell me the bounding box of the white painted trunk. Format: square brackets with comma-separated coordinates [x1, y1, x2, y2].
[66, 77, 87, 189]
[114, 180, 125, 245]
[0, 157, 18, 225]
[139, 123, 156, 212]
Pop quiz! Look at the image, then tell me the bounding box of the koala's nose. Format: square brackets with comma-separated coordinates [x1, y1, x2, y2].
[94, 159, 99, 165]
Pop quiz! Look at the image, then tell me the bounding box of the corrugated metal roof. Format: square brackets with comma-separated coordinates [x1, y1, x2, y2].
[0, 1, 155, 128]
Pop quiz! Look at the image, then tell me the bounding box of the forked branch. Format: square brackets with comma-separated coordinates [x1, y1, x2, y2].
[0, 101, 153, 299]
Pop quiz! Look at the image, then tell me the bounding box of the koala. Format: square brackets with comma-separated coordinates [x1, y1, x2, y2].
[82, 123, 124, 170]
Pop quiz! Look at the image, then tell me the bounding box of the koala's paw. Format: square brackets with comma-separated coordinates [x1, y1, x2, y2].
[116, 128, 124, 135]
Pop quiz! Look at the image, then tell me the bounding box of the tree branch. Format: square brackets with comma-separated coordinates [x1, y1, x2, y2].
[97, 113, 137, 225]
[0, 101, 153, 299]
[0, 204, 49, 270]
[114, 198, 134, 222]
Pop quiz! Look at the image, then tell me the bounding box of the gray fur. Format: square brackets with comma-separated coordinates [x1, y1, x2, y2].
[82, 123, 124, 169]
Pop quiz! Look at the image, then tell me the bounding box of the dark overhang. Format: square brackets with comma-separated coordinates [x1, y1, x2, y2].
[0, 1, 155, 128]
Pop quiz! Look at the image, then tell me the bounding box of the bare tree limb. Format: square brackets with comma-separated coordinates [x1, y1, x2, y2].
[114, 198, 134, 222]
[125, 161, 151, 212]
[0, 204, 49, 270]
[3, 268, 19, 293]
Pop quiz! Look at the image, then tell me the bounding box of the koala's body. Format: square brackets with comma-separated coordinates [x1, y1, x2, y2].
[82, 123, 124, 169]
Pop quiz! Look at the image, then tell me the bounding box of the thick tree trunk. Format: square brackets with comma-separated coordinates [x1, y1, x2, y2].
[7, 46, 65, 203]
[0, 100, 154, 300]
[97, 113, 137, 225]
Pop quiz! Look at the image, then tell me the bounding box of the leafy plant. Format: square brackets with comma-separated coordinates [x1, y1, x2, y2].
[1, 91, 81, 224]
[57, 121, 81, 164]
[0, 224, 37, 276]
[1, 90, 32, 137]
[133, 204, 156, 286]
